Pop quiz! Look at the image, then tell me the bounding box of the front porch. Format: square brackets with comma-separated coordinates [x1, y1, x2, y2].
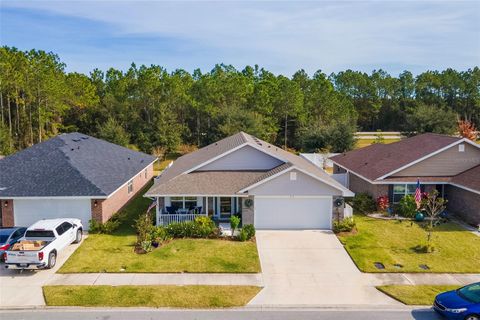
[155, 196, 245, 226]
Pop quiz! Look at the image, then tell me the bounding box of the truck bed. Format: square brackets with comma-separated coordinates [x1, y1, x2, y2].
[10, 240, 50, 251]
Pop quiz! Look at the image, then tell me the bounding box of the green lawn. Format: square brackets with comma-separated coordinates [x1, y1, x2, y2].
[355, 138, 400, 149]
[377, 285, 459, 305]
[43, 285, 261, 308]
[337, 215, 480, 273]
[59, 183, 260, 273]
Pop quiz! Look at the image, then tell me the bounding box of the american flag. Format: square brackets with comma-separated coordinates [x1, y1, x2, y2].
[146, 199, 157, 213]
[414, 179, 422, 209]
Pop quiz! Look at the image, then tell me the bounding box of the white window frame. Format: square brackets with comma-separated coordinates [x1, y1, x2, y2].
[169, 196, 198, 210]
[392, 183, 417, 203]
[458, 144, 465, 152]
[127, 180, 134, 194]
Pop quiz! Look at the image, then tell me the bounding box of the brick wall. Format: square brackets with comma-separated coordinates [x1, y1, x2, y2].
[445, 185, 480, 227]
[348, 172, 388, 199]
[91, 163, 155, 223]
[1, 200, 14, 227]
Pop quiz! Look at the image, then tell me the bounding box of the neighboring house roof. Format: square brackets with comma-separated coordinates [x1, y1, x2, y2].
[146, 132, 352, 197]
[330, 133, 462, 181]
[451, 165, 480, 193]
[0, 133, 157, 198]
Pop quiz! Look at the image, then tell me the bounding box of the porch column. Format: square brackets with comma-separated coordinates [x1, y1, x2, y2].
[205, 196, 208, 216]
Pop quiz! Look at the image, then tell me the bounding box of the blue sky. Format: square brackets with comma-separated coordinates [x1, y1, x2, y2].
[1, 1, 479, 76]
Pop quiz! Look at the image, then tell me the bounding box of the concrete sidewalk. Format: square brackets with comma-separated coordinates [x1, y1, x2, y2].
[47, 273, 263, 286]
[44, 271, 480, 287]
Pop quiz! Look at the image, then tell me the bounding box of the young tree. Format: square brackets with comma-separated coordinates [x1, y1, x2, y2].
[421, 190, 447, 252]
[458, 120, 477, 140]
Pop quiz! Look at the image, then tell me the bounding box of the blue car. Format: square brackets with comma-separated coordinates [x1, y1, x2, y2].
[434, 282, 480, 320]
[0, 227, 27, 261]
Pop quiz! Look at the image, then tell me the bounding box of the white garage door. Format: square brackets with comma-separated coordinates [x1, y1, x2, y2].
[14, 199, 92, 230]
[254, 196, 332, 229]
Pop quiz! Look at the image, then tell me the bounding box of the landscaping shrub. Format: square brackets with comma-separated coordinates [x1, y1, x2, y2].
[333, 217, 356, 233]
[242, 224, 256, 240]
[350, 193, 376, 214]
[165, 217, 217, 239]
[194, 216, 217, 238]
[237, 229, 249, 242]
[230, 216, 240, 236]
[88, 213, 122, 234]
[150, 226, 171, 243]
[396, 195, 417, 218]
[134, 212, 155, 251]
[376, 195, 389, 211]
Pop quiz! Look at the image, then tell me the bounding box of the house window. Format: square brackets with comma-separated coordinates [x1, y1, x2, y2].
[290, 172, 297, 181]
[127, 180, 134, 194]
[459, 144, 465, 152]
[170, 197, 198, 210]
[393, 184, 417, 203]
[144, 169, 148, 179]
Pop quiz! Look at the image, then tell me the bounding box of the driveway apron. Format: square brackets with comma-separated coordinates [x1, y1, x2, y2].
[248, 230, 400, 306]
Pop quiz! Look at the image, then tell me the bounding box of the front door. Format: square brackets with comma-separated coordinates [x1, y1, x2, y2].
[219, 197, 233, 219]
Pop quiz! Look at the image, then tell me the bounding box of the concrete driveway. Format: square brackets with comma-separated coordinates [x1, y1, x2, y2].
[0, 238, 83, 307]
[249, 230, 399, 306]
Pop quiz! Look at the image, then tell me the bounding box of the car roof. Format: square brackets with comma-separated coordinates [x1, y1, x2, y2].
[27, 219, 71, 230]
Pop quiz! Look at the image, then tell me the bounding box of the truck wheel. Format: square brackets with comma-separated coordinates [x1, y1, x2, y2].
[47, 252, 57, 269]
[74, 229, 83, 243]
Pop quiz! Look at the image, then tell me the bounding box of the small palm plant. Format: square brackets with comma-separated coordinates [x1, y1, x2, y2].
[230, 216, 240, 237]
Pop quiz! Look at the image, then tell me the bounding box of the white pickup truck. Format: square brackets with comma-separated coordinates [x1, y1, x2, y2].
[3, 218, 83, 270]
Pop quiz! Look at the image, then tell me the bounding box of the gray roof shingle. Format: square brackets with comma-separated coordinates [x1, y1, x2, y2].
[0, 133, 157, 197]
[146, 131, 350, 196]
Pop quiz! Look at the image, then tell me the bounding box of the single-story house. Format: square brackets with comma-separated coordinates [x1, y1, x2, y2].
[0, 133, 157, 229]
[145, 132, 353, 230]
[330, 133, 480, 226]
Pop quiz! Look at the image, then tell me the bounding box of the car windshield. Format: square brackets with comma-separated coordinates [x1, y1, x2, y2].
[25, 230, 55, 238]
[457, 283, 480, 303]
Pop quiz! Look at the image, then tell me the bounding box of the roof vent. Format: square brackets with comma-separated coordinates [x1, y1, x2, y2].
[81, 136, 89, 140]
[72, 138, 81, 142]
[71, 148, 74, 151]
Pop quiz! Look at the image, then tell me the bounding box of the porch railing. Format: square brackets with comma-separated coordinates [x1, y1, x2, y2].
[157, 213, 206, 226]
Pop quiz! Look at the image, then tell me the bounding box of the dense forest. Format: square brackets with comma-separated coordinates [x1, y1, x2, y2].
[0, 46, 479, 156]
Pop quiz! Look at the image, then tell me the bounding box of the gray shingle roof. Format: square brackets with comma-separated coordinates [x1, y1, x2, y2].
[146, 131, 351, 196]
[0, 133, 157, 197]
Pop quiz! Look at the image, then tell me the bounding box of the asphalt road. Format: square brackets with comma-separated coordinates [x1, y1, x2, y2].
[0, 308, 443, 320]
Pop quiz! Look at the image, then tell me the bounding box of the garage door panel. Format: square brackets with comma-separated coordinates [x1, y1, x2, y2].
[254, 197, 331, 230]
[14, 199, 91, 229]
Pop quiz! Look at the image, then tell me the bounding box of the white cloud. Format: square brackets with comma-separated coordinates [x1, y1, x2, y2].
[2, 0, 479, 75]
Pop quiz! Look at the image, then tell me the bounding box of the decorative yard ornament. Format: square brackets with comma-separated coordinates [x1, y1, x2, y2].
[334, 198, 344, 207]
[244, 199, 254, 208]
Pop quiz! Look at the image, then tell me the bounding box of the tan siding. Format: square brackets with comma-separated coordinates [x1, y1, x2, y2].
[393, 143, 480, 177]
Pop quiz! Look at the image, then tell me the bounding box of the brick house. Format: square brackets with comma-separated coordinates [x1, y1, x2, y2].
[330, 133, 480, 226]
[0, 133, 156, 229]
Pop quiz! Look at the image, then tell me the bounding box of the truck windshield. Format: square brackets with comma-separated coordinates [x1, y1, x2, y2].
[25, 230, 55, 238]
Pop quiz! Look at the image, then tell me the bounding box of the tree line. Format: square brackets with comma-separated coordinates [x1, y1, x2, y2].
[0, 46, 479, 156]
